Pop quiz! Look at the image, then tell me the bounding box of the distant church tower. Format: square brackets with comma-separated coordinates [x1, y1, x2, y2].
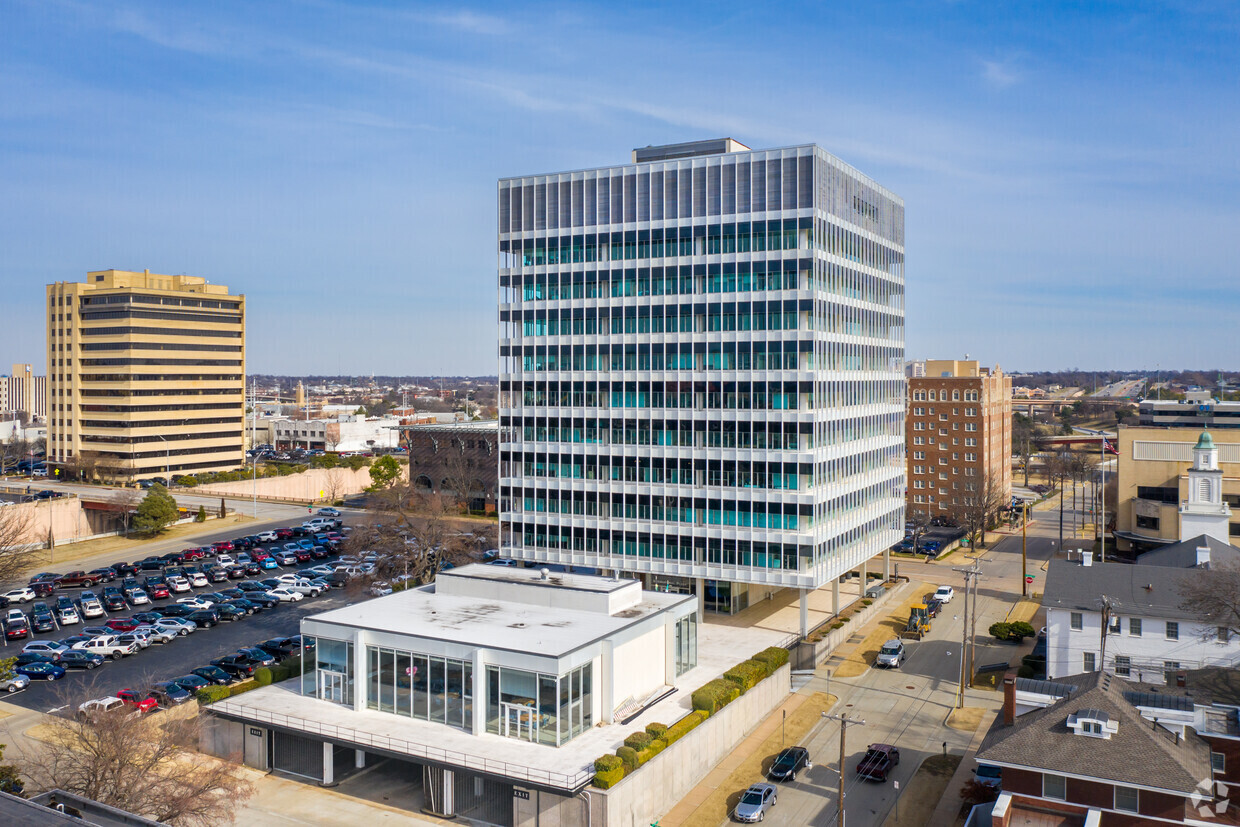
[1179, 430, 1231, 544]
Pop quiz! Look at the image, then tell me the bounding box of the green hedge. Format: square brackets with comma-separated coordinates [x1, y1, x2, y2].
[195, 678, 262, 705]
[665, 710, 708, 744]
[691, 678, 740, 716]
[593, 755, 625, 789]
[645, 722, 668, 740]
[623, 732, 652, 751]
[616, 746, 639, 772]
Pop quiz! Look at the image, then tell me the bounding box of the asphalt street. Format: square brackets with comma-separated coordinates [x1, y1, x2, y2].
[752, 497, 1073, 826]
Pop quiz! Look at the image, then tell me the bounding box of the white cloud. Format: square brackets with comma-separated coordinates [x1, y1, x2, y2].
[981, 58, 1021, 89]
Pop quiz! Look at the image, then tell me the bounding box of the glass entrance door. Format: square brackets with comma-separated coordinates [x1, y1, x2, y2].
[500, 702, 538, 742]
[319, 670, 346, 704]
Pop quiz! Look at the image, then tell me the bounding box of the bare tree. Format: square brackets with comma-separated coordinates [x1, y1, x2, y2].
[321, 467, 347, 506]
[440, 437, 479, 513]
[1012, 414, 1038, 488]
[0, 504, 38, 583]
[114, 488, 144, 536]
[354, 484, 465, 588]
[18, 684, 254, 826]
[1177, 559, 1240, 641]
[949, 472, 1010, 550]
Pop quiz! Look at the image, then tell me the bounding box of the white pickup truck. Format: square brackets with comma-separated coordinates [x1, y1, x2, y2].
[71, 635, 138, 661]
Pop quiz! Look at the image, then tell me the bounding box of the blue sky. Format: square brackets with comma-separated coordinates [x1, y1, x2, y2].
[1, 1, 1237, 375]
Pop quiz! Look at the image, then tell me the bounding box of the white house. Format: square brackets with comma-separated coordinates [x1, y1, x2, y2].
[1043, 536, 1240, 681]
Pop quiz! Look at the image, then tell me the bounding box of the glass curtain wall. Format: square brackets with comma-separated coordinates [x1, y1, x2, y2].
[674, 614, 698, 676]
[365, 646, 473, 731]
[301, 636, 354, 706]
[485, 663, 593, 746]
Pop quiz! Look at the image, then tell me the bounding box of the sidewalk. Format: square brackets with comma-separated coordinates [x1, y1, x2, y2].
[926, 708, 998, 827]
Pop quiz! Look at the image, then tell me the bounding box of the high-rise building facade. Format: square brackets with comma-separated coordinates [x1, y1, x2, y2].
[497, 140, 905, 613]
[906, 360, 1011, 519]
[0, 364, 47, 422]
[46, 269, 246, 480]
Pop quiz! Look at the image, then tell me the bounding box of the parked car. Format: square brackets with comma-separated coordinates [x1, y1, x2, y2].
[168, 674, 210, 693]
[875, 639, 906, 669]
[77, 697, 128, 720]
[208, 655, 256, 678]
[192, 665, 233, 685]
[22, 641, 67, 660]
[57, 650, 105, 670]
[265, 588, 304, 603]
[176, 596, 216, 610]
[973, 763, 1002, 789]
[2, 586, 36, 603]
[166, 576, 191, 594]
[236, 646, 276, 667]
[116, 631, 152, 651]
[131, 611, 166, 625]
[0, 673, 31, 693]
[155, 604, 197, 619]
[215, 603, 247, 622]
[78, 591, 105, 618]
[100, 589, 127, 612]
[256, 638, 299, 659]
[134, 624, 177, 644]
[856, 744, 900, 781]
[734, 783, 778, 823]
[150, 682, 193, 706]
[55, 570, 103, 588]
[104, 618, 140, 633]
[186, 609, 220, 628]
[115, 688, 158, 714]
[317, 507, 341, 517]
[146, 582, 171, 599]
[154, 617, 197, 636]
[768, 747, 812, 782]
[30, 603, 55, 633]
[16, 662, 66, 681]
[933, 585, 955, 604]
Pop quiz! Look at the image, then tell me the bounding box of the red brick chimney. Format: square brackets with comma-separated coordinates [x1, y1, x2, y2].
[1003, 672, 1018, 726]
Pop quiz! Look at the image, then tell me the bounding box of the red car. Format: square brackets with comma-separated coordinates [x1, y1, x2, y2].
[104, 618, 139, 633]
[147, 583, 170, 599]
[274, 528, 293, 540]
[251, 550, 271, 562]
[181, 548, 206, 561]
[55, 571, 103, 588]
[294, 549, 312, 563]
[212, 541, 234, 553]
[115, 689, 158, 714]
[856, 744, 900, 782]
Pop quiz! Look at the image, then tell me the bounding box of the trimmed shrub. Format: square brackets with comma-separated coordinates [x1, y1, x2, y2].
[691, 679, 739, 715]
[989, 622, 1012, 640]
[616, 746, 639, 772]
[624, 732, 652, 751]
[229, 679, 260, 698]
[861, 599, 873, 606]
[831, 621, 845, 630]
[255, 667, 274, 687]
[752, 646, 790, 671]
[645, 722, 668, 740]
[665, 710, 707, 745]
[1009, 621, 1036, 641]
[196, 686, 232, 704]
[181, 476, 199, 488]
[1017, 664, 1036, 679]
[593, 755, 625, 789]
[194, 505, 207, 522]
[723, 660, 766, 693]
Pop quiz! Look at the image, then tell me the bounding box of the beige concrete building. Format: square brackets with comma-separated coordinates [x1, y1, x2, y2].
[0, 363, 47, 422]
[46, 269, 246, 480]
[906, 359, 1012, 519]
[1113, 425, 1240, 553]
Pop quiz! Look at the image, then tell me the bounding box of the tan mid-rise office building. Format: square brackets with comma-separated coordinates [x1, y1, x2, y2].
[906, 360, 1012, 519]
[46, 270, 246, 480]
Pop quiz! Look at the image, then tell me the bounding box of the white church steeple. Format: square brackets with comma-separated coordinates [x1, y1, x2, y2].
[1180, 430, 1231, 544]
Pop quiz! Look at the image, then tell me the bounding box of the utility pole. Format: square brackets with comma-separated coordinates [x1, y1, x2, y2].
[822, 712, 865, 827]
[1099, 436, 1106, 562]
[1099, 595, 1119, 672]
[952, 559, 985, 708]
[1021, 501, 1029, 597]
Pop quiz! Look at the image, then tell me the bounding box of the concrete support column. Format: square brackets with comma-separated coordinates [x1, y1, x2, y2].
[799, 588, 809, 638]
[423, 766, 456, 817]
[352, 631, 367, 712]
[695, 578, 705, 621]
[884, 548, 891, 581]
[322, 741, 335, 786]
[355, 749, 365, 769]
[471, 648, 487, 735]
[860, 557, 868, 591]
[832, 578, 840, 616]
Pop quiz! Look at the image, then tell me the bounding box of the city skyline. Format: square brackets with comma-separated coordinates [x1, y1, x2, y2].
[1, 1, 1236, 374]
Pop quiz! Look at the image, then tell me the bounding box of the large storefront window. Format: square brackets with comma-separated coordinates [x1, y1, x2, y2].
[302, 636, 354, 706]
[674, 614, 698, 676]
[485, 663, 593, 747]
[365, 646, 472, 731]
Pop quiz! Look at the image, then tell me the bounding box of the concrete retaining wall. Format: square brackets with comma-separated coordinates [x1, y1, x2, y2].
[2, 497, 92, 547]
[596, 663, 791, 827]
[191, 465, 404, 503]
[791, 581, 909, 670]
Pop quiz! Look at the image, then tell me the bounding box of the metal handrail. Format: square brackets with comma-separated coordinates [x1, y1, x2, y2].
[214, 700, 594, 789]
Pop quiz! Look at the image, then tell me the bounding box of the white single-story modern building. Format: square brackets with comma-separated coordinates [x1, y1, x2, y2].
[203, 564, 699, 823]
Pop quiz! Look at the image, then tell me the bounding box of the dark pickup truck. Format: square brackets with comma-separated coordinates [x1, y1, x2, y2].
[856, 744, 900, 781]
[55, 571, 103, 588]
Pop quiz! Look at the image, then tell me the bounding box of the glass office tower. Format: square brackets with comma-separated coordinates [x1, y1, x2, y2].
[497, 139, 904, 611]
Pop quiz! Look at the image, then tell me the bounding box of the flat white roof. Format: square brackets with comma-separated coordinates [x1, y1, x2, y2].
[307, 575, 690, 657]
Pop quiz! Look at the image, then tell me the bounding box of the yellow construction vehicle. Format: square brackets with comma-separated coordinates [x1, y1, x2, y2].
[902, 603, 931, 639]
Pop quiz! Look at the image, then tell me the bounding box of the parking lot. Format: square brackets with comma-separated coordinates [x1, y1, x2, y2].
[0, 515, 375, 713]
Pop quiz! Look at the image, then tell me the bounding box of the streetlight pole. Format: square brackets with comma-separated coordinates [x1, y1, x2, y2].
[1021, 501, 1029, 597]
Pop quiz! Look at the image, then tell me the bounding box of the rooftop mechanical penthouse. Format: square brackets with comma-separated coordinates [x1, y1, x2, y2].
[497, 139, 906, 613]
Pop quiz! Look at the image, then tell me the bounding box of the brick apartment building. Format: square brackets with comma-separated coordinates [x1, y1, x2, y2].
[906, 359, 1012, 520]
